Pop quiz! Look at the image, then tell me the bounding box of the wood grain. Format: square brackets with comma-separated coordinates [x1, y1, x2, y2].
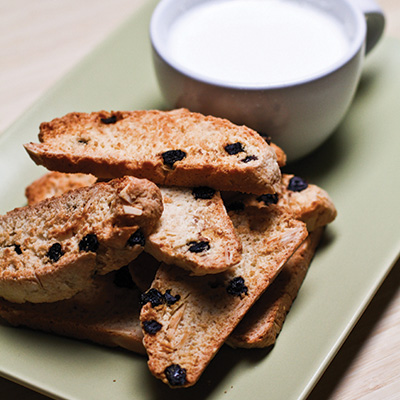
[0, 0, 399, 399]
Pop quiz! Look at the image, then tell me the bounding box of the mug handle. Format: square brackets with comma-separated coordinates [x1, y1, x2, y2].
[349, 0, 385, 54]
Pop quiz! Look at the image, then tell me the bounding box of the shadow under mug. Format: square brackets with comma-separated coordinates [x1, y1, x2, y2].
[150, 0, 385, 162]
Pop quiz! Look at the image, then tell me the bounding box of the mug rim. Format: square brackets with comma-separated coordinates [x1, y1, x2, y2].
[150, 0, 367, 89]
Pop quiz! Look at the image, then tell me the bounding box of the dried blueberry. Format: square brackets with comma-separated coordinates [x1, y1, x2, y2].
[100, 115, 117, 124]
[225, 201, 245, 212]
[161, 150, 187, 168]
[165, 364, 187, 387]
[241, 155, 258, 163]
[288, 176, 308, 192]
[164, 289, 181, 305]
[187, 241, 210, 253]
[143, 319, 162, 334]
[140, 288, 165, 308]
[126, 229, 145, 247]
[226, 276, 248, 297]
[79, 234, 99, 252]
[113, 266, 135, 289]
[13, 244, 22, 255]
[47, 243, 64, 262]
[257, 193, 279, 206]
[224, 142, 244, 155]
[192, 186, 216, 200]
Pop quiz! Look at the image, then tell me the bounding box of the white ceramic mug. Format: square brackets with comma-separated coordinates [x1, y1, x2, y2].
[150, 0, 385, 162]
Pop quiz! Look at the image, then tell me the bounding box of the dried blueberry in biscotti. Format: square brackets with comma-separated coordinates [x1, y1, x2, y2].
[140, 288, 180, 308]
[79, 234, 99, 252]
[241, 155, 258, 163]
[47, 243, 64, 262]
[143, 319, 162, 334]
[192, 186, 216, 200]
[288, 176, 308, 192]
[224, 142, 245, 155]
[100, 115, 117, 124]
[140, 288, 165, 308]
[257, 193, 279, 206]
[13, 244, 22, 255]
[161, 149, 187, 168]
[226, 276, 248, 297]
[187, 241, 210, 253]
[126, 229, 145, 247]
[164, 364, 187, 387]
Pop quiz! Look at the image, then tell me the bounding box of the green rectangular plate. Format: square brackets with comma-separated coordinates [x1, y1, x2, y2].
[1, 1, 399, 399]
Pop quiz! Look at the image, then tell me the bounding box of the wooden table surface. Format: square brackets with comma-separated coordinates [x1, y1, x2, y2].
[1, 1, 399, 399]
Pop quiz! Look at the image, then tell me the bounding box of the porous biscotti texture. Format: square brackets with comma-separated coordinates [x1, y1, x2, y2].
[228, 228, 324, 349]
[140, 203, 308, 388]
[0, 266, 145, 354]
[145, 186, 242, 275]
[23, 108, 283, 195]
[0, 176, 163, 303]
[25, 171, 97, 204]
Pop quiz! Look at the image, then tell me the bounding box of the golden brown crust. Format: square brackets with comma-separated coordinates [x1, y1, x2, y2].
[24, 109, 283, 194]
[0, 176, 163, 303]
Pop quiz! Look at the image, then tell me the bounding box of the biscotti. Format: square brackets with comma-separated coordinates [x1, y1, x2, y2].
[228, 228, 324, 348]
[0, 266, 145, 354]
[25, 171, 97, 204]
[225, 175, 336, 348]
[0, 176, 163, 303]
[140, 203, 308, 388]
[145, 186, 242, 275]
[23, 108, 283, 195]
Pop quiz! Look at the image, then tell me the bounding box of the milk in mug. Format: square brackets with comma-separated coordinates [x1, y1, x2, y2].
[166, 0, 351, 86]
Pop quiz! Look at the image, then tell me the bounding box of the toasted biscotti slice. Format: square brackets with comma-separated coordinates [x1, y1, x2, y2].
[227, 228, 324, 349]
[0, 176, 163, 303]
[140, 203, 308, 388]
[225, 174, 337, 232]
[224, 175, 336, 348]
[25, 172, 242, 275]
[0, 266, 145, 354]
[145, 186, 241, 275]
[25, 171, 97, 204]
[23, 108, 283, 195]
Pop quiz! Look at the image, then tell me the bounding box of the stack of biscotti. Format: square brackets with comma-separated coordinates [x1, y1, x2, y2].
[0, 108, 336, 389]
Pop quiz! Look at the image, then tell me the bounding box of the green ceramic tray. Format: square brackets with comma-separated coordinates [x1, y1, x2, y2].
[1, 1, 399, 399]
